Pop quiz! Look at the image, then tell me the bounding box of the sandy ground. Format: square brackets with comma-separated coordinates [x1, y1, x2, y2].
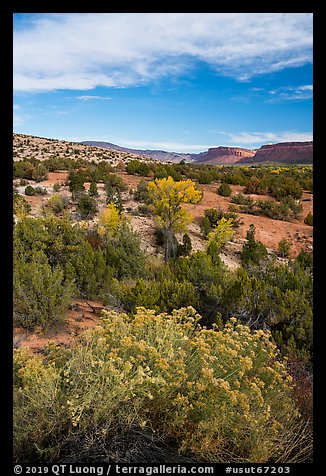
[13, 299, 104, 354]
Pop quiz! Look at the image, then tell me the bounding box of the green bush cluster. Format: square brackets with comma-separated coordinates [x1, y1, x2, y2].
[24, 185, 48, 196]
[268, 176, 303, 200]
[255, 197, 303, 221]
[13, 213, 313, 366]
[231, 196, 303, 222]
[13, 216, 147, 329]
[14, 159, 49, 182]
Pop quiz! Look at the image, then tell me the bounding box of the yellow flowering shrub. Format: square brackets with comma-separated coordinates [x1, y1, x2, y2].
[14, 308, 311, 463]
[98, 203, 123, 236]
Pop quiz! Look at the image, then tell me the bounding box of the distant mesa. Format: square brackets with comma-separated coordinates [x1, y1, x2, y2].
[238, 141, 313, 165]
[194, 146, 256, 165]
[81, 140, 313, 165]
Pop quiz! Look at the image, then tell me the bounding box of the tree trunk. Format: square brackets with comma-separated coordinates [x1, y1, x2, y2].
[164, 228, 177, 263]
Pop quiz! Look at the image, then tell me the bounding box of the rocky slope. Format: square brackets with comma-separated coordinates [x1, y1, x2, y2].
[13, 134, 150, 165]
[81, 141, 192, 163]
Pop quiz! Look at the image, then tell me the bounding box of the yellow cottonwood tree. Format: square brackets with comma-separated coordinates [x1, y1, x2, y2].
[148, 176, 202, 260]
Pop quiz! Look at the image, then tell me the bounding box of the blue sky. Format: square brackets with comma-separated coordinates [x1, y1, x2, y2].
[13, 13, 313, 153]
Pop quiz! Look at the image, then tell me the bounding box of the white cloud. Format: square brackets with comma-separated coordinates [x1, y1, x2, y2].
[268, 84, 313, 101]
[14, 13, 313, 92]
[76, 95, 112, 101]
[222, 130, 313, 146]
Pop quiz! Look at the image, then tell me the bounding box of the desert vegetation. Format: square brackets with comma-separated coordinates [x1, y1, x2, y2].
[13, 134, 313, 463]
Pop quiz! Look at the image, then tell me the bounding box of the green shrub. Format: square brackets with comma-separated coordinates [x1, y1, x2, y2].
[68, 169, 87, 198]
[250, 196, 302, 221]
[13, 308, 310, 463]
[278, 238, 291, 258]
[154, 166, 169, 179]
[295, 249, 313, 271]
[241, 224, 268, 266]
[25, 185, 36, 196]
[76, 193, 98, 219]
[13, 251, 74, 330]
[88, 181, 99, 198]
[177, 233, 192, 256]
[217, 182, 232, 197]
[197, 170, 213, 184]
[199, 216, 212, 239]
[14, 216, 110, 299]
[14, 159, 49, 182]
[126, 159, 142, 175]
[244, 177, 268, 195]
[280, 196, 303, 219]
[47, 193, 69, 214]
[105, 222, 147, 279]
[104, 173, 127, 193]
[231, 193, 255, 208]
[34, 186, 48, 195]
[33, 164, 49, 182]
[269, 176, 303, 200]
[53, 182, 61, 192]
[133, 179, 150, 202]
[304, 212, 313, 226]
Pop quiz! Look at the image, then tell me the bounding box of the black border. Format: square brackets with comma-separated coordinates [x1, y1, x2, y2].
[3, 5, 322, 473]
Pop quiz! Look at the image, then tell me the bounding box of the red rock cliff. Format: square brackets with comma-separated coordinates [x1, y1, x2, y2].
[239, 142, 313, 164]
[195, 146, 255, 165]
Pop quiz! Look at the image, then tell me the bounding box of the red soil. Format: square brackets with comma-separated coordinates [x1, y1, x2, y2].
[13, 299, 103, 354]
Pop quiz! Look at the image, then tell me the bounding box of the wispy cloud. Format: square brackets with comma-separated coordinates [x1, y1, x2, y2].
[13, 104, 30, 126]
[221, 130, 313, 146]
[268, 84, 313, 102]
[14, 13, 313, 92]
[76, 95, 112, 101]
